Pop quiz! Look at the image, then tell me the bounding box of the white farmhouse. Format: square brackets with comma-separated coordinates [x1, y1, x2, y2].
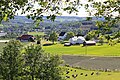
[69, 36, 85, 45]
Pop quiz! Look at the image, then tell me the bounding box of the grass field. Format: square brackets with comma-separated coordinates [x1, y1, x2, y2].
[64, 67, 120, 80]
[43, 43, 120, 56]
[0, 41, 120, 79]
[28, 32, 46, 36]
[0, 41, 120, 56]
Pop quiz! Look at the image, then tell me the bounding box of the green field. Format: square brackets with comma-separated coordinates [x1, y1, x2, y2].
[28, 32, 46, 36]
[64, 67, 120, 80]
[0, 41, 120, 56]
[0, 41, 120, 79]
[43, 43, 120, 56]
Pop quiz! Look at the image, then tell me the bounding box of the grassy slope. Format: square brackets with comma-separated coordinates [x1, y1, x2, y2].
[43, 43, 120, 56]
[64, 67, 120, 80]
[27, 32, 45, 36]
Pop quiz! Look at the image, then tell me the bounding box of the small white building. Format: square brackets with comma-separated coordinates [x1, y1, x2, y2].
[69, 36, 85, 44]
[0, 32, 7, 37]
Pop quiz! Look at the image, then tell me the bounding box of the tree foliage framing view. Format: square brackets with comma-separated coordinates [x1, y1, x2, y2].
[0, 40, 64, 80]
[0, 0, 120, 29]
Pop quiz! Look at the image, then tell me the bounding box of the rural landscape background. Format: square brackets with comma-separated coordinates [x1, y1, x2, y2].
[0, 0, 120, 80]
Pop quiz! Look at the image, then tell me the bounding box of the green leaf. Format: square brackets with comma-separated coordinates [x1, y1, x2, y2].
[3, 14, 8, 21]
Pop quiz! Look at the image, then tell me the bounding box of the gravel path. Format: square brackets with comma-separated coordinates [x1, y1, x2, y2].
[62, 55, 120, 71]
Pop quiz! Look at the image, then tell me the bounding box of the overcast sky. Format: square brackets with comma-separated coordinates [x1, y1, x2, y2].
[17, 0, 106, 17]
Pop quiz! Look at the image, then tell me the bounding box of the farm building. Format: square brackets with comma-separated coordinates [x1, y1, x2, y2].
[83, 41, 96, 46]
[0, 32, 7, 37]
[17, 35, 35, 42]
[69, 36, 85, 45]
[58, 32, 67, 41]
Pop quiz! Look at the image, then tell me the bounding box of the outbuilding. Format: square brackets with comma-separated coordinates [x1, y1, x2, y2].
[83, 41, 96, 46]
[17, 35, 35, 42]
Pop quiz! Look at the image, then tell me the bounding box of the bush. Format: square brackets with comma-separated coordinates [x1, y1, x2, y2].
[0, 40, 65, 80]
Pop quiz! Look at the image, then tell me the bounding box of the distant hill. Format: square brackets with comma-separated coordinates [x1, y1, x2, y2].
[11, 16, 105, 23]
[1, 16, 105, 28]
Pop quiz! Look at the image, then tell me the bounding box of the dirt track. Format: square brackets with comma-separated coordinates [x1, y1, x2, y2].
[62, 55, 120, 71]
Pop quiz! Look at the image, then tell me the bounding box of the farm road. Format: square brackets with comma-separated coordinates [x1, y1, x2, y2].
[62, 55, 120, 71]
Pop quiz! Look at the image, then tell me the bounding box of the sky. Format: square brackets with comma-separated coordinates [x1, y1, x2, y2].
[17, 0, 106, 17]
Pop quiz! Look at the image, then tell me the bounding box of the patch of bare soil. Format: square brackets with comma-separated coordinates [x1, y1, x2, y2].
[62, 55, 120, 71]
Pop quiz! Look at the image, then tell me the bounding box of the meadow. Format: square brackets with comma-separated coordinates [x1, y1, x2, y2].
[0, 41, 120, 56]
[64, 67, 120, 80]
[0, 41, 120, 80]
[27, 32, 46, 36]
[43, 43, 120, 56]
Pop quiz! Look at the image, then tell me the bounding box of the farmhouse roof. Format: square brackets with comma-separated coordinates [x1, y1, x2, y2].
[19, 35, 33, 40]
[59, 32, 66, 36]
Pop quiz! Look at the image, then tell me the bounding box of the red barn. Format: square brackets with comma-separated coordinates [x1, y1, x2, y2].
[17, 35, 35, 42]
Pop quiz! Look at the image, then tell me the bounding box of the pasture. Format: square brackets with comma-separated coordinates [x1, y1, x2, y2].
[64, 67, 120, 80]
[43, 43, 120, 56]
[0, 41, 120, 79]
[27, 32, 46, 36]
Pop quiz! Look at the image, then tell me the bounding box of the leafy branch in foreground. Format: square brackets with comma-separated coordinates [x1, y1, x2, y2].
[0, 40, 23, 80]
[0, 40, 64, 80]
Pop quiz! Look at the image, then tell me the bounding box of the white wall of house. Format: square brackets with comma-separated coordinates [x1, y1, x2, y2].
[69, 36, 85, 44]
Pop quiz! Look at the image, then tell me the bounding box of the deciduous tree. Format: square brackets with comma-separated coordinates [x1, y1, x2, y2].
[23, 44, 64, 80]
[49, 32, 58, 44]
[66, 32, 74, 40]
[0, 40, 23, 80]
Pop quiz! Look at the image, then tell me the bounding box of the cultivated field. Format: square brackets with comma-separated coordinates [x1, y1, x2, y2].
[62, 55, 120, 71]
